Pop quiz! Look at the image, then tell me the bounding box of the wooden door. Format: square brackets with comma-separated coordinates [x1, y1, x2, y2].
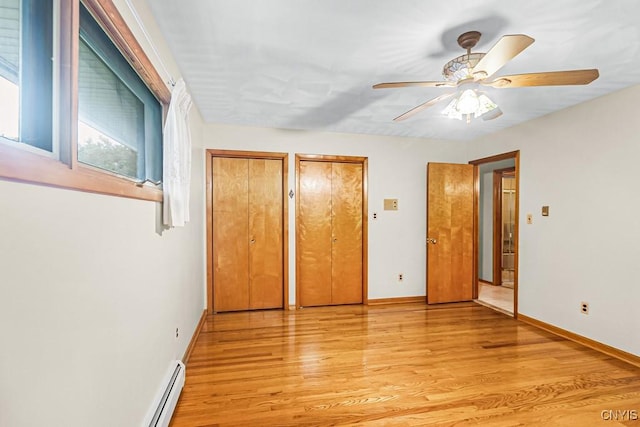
[427, 163, 474, 304]
[298, 159, 364, 307]
[213, 157, 250, 311]
[248, 159, 283, 309]
[212, 156, 284, 312]
[331, 162, 363, 304]
[298, 161, 333, 306]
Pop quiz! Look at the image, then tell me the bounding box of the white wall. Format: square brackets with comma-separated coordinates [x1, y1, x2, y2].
[0, 1, 206, 426]
[202, 124, 469, 303]
[468, 85, 640, 357]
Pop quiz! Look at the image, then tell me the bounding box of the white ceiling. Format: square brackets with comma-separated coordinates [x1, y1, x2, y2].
[147, 0, 640, 141]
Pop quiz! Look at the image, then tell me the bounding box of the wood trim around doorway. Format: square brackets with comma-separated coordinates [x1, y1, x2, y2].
[469, 151, 520, 318]
[492, 167, 515, 287]
[205, 149, 289, 315]
[294, 154, 369, 309]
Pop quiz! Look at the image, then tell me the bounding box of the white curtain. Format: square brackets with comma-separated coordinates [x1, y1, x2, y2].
[163, 78, 193, 227]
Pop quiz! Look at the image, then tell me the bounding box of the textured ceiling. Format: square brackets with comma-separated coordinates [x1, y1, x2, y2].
[147, 0, 640, 141]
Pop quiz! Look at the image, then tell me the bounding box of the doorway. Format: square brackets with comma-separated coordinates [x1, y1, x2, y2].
[470, 151, 519, 317]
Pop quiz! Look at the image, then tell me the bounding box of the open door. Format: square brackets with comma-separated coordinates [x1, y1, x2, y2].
[426, 163, 474, 304]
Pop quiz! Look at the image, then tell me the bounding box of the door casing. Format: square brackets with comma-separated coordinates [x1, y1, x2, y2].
[493, 167, 516, 287]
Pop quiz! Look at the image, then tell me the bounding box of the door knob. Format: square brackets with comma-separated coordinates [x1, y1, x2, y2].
[427, 238, 437, 244]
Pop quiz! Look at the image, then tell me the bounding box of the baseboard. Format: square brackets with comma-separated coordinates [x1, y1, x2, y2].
[518, 314, 640, 368]
[367, 296, 426, 305]
[479, 279, 494, 285]
[182, 309, 207, 364]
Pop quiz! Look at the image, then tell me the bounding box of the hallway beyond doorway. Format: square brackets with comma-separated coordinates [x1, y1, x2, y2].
[477, 282, 513, 316]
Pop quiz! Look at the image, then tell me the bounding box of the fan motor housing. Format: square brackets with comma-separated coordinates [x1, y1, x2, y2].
[457, 31, 482, 50]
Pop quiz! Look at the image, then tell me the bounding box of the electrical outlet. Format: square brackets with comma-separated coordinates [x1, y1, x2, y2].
[176, 328, 179, 338]
[580, 302, 589, 315]
[373, 212, 377, 220]
[398, 273, 403, 282]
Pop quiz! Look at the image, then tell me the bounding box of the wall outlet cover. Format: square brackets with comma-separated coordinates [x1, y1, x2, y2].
[384, 199, 398, 211]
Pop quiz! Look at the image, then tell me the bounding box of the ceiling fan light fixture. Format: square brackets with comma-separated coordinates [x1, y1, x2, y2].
[442, 90, 500, 124]
[481, 106, 503, 121]
[456, 89, 480, 114]
[476, 93, 498, 116]
[442, 98, 463, 121]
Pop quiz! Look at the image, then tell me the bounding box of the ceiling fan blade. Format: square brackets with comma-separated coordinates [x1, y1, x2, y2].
[373, 81, 455, 89]
[393, 92, 454, 122]
[482, 69, 600, 88]
[472, 34, 534, 79]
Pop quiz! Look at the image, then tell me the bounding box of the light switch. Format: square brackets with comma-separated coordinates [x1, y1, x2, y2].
[542, 206, 549, 216]
[384, 199, 398, 211]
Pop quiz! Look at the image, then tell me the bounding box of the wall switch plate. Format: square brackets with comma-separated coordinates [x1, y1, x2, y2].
[542, 206, 549, 216]
[526, 213, 533, 224]
[384, 199, 398, 211]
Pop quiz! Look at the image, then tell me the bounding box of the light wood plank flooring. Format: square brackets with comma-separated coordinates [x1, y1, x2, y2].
[477, 282, 514, 315]
[170, 303, 640, 426]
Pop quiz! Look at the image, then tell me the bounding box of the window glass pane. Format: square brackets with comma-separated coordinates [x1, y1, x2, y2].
[78, 39, 143, 179]
[78, 40, 144, 153]
[0, 76, 18, 140]
[0, 0, 20, 141]
[0, 0, 53, 150]
[78, 121, 138, 178]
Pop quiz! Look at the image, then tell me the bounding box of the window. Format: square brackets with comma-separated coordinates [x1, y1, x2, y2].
[78, 3, 162, 181]
[0, 0, 53, 150]
[0, 0, 170, 201]
[0, 0, 20, 140]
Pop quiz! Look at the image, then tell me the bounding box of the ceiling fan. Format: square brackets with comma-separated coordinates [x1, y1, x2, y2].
[373, 31, 599, 123]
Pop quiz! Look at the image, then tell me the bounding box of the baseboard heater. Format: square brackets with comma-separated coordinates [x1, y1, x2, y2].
[144, 360, 185, 427]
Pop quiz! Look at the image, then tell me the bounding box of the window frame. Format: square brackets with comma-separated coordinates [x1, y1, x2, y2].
[0, 0, 171, 202]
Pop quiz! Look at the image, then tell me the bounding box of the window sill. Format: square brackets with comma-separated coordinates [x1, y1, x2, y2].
[0, 142, 163, 202]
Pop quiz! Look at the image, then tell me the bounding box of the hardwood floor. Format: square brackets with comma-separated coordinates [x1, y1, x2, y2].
[170, 303, 640, 426]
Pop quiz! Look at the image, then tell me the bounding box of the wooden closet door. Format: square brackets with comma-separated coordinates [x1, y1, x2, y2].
[248, 159, 284, 309]
[331, 162, 363, 304]
[298, 161, 332, 307]
[212, 157, 250, 312]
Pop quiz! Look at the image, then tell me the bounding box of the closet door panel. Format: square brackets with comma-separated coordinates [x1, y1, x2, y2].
[212, 157, 250, 312]
[298, 161, 332, 306]
[331, 162, 363, 304]
[248, 158, 284, 309]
